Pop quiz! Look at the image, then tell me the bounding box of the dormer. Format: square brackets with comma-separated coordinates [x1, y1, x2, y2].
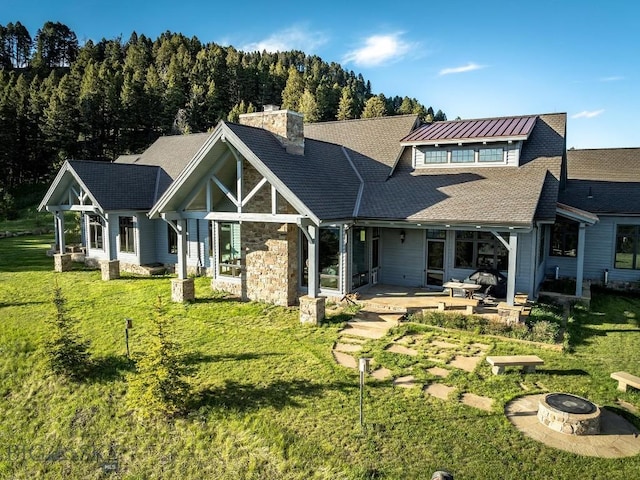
[400, 115, 537, 169]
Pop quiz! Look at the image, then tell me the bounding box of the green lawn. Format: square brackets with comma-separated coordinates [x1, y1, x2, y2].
[1, 234, 640, 479]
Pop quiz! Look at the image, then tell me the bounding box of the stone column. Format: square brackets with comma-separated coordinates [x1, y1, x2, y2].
[299, 295, 325, 325]
[172, 278, 195, 302]
[54, 253, 72, 272]
[101, 260, 120, 280]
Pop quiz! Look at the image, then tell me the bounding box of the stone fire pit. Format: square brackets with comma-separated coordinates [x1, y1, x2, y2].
[537, 393, 601, 435]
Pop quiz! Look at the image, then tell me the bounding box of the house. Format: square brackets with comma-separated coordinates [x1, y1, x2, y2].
[39, 107, 640, 323]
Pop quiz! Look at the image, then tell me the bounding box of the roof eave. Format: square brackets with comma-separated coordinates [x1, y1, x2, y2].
[400, 135, 530, 147]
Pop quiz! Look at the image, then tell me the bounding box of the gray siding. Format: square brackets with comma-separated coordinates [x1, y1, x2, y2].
[379, 228, 425, 287]
[584, 216, 640, 283]
[137, 214, 156, 265]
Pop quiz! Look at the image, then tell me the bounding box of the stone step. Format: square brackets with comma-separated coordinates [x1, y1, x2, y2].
[340, 326, 387, 339]
[332, 350, 357, 369]
[347, 319, 395, 331]
[356, 309, 404, 323]
[338, 336, 367, 344]
[355, 301, 407, 314]
[334, 342, 363, 353]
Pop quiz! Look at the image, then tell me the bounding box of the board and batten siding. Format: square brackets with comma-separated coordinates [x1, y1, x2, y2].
[379, 228, 425, 287]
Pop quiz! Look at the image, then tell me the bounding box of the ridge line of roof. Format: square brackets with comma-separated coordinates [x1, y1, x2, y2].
[303, 114, 418, 128]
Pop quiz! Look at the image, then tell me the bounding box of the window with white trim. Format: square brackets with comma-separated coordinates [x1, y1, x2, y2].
[218, 222, 241, 277]
[88, 215, 104, 250]
[451, 149, 474, 163]
[119, 216, 135, 253]
[425, 150, 448, 164]
[479, 147, 503, 162]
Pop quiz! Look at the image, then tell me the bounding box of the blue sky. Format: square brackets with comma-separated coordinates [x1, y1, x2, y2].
[3, 0, 638, 148]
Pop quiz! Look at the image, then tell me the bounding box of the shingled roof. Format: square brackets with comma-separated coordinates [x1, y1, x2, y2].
[355, 113, 567, 227]
[69, 160, 162, 211]
[304, 115, 419, 181]
[225, 122, 361, 220]
[559, 148, 640, 214]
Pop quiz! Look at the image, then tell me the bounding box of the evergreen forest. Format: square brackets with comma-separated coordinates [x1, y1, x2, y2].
[0, 21, 446, 195]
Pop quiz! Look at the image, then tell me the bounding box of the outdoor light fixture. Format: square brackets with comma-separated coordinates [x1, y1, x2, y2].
[400, 230, 406, 243]
[587, 186, 593, 199]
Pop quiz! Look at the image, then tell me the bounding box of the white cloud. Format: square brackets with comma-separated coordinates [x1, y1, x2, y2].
[599, 76, 624, 82]
[438, 62, 486, 76]
[241, 26, 328, 53]
[572, 109, 605, 119]
[342, 33, 416, 67]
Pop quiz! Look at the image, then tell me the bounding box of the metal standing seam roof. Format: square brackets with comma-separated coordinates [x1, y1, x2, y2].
[401, 115, 537, 144]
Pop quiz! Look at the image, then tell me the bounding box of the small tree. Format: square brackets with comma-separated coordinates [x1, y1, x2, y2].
[126, 297, 192, 419]
[45, 284, 91, 379]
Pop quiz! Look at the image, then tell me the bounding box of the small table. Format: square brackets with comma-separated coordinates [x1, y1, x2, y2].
[442, 281, 482, 299]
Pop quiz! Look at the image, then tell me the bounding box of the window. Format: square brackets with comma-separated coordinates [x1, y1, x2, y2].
[425, 150, 448, 164]
[479, 147, 503, 162]
[208, 221, 213, 257]
[167, 223, 178, 254]
[538, 225, 546, 265]
[451, 149, 474, 163]
[455, 231, 508, 269]
[218, 222, 241, 277]
[550, 217, 578, 257]
[119, 216, 135, 253]
[88, 215, 104, 250]
[352, 227, 368, 288]
[301, 227, 341, 290]
[615, 225, 640, 270]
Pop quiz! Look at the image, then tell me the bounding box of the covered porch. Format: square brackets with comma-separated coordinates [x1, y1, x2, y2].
[351, 284, 531, 321]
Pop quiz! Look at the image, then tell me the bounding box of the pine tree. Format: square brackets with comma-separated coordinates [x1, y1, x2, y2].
[361, 95, 387, 118]
[298, 89, 319, 123]
[45, 284, 91, 379]
[126, 297, 192, 419]
[280, 65, 304, 111]
[336, 86, 355, 120]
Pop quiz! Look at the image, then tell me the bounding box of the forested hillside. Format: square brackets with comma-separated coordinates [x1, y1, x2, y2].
[0, 21, 446, 194]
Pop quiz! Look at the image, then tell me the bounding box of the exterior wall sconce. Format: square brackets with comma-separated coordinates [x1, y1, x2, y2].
[400, 230, 406, 243]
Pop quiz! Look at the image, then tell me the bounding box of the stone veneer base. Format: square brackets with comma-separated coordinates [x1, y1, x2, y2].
[100, 260, 120, 280]
[299, 296, 325, 325]
[54, 253, 72, 272]
[172, 278, 195, 302]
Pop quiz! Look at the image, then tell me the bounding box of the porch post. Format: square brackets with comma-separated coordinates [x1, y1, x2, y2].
[56, 211, 66, 253]
[307, 224, 319, 298]
[172, 218, 195, 302]
[575, 223, 586, 297]
[299, 222, 325, 324]
[506, 232, 518, 306]
[176, 219, 188, 279]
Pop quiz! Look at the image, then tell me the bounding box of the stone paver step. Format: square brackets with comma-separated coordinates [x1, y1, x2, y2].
[461, 393, 494, 412]
[332, 350, 357, 369]
[371, 367, 392, 380]
[334, 342, 363, 353]
[393, 375, 417, 389]
[341, 326, 387, 339]
[347, 319, 396, 331]
[427, 366, 450, 378]
[337, 336, 367, 344]
[448, 355, 482, 372]
[424, 383, 455, 400]
[386, 344, 419, 356]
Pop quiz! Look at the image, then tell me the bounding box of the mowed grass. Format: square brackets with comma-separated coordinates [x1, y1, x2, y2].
[1, 235, 640, 479]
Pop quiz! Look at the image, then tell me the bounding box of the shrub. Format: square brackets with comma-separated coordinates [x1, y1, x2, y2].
[413, 308, 561, 344]
[126, 297, 193, 419]
[45, 284, 91, 379]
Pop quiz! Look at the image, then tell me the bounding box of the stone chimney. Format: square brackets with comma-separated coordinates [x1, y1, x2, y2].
[239, 105, 305, 155]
